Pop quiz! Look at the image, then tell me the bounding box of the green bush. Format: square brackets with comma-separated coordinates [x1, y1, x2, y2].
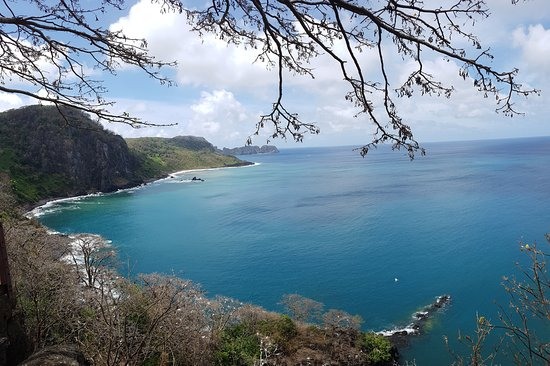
[215, 323, 260, 365]
[258, 314, 298, 347]
[361, 332, 393, 365]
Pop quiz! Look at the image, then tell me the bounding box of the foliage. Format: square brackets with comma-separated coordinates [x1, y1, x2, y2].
[68, 234, 117, 289]
[4, 220, 80, 350]
[447, 236, 550, 366]
[214, 323, 260, 365]
[499, 239, 550, 364]
[127, 137, 249, 181]
[0, 146, 70, 203]
[361, 332, 394, 365]
[0, 0, 537, 156]
[0, 172, 17, 219]
[323, 308, 363, 332]
[280, 293, 324, 323]
[258, 314, 298, 345]
[184, 0, 538, 157]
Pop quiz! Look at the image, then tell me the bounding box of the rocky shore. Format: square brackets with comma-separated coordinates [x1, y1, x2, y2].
[379, 295, 451, 348]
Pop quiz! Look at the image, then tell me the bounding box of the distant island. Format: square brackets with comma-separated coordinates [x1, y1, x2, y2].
[221, 144, 279, 155]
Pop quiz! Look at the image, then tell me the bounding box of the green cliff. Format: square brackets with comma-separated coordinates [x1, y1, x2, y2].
[0, 105, 249, 204]
[127, 136, 251, 180]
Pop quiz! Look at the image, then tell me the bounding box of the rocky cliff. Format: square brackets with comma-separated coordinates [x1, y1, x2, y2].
[0, 105, 141, 202]
[0, 105, 252, 204]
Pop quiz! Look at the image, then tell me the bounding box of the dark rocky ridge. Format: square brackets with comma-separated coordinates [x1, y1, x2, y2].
[0, 105, 250, 204]
[0, 105, 141, 200]
[171, 135, 218, 152]
[381, 294, 451, 349]
[221, 144, 279, 155]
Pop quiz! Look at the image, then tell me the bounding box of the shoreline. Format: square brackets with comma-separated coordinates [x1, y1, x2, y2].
[23, 160, 453, 358]
[25, 162, 260, 218]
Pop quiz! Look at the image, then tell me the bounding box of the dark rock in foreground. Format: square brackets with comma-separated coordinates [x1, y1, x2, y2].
[20, 344, 90, 366]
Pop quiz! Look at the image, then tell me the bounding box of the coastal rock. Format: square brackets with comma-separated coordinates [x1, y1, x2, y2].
[0, 106, 251, 204]
[379, 294, 451, 348]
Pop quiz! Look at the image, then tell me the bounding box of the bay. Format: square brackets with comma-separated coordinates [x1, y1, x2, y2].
[37, 137, 550, 364]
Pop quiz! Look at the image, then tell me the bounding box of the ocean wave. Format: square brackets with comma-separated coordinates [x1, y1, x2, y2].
[25, 192, 106, 218]
[27, 163, 259, 218]
[25, 184, 148, 218]
[377, 326, 419, 337]
[162, 178, 195, 184]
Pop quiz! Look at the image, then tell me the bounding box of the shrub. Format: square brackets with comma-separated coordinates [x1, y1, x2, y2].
[215, 323, 260, 365]
[258, 314, 298, 348]
[361, 332, 393, 365]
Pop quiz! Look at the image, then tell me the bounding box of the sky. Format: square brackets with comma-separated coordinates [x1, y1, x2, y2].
[2, 0, 550, 149]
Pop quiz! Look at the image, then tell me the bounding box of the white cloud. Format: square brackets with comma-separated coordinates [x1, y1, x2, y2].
[102, 0, 548, 147]
[0, 92, 24, 111]
[54, 0, 550, 147]
[4, 0, 546, 149]
[110, 0, 277, 93]
[187, 90, 250, 145]
[513, 24, 550, 76]
[104, 89, 254, 148]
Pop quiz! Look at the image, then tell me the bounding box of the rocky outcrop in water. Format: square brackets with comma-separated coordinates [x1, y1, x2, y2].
[379, 295, 451, 348]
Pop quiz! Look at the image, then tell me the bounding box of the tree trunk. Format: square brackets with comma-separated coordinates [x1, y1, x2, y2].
[0, 221, 29, 365]
[0, 220, 13, 364]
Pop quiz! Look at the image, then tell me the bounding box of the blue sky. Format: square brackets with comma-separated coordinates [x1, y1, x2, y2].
[1, 0, 550, 149]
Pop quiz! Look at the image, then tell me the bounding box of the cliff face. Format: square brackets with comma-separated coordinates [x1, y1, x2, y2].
[0, 105, 141, 201]
[0, 105, 253, 204]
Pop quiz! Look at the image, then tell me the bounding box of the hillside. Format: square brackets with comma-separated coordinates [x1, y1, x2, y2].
[0, 105, 250, 204]
[127, 136, 251, 180]
[221, 144, 279, 155]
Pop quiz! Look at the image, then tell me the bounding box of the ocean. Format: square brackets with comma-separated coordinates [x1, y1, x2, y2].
[35, 137, 550, 364]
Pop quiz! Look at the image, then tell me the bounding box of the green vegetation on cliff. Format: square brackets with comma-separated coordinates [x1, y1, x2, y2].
[0, 105, 141, 203]
[0, 105, 250, 204]
[127, 136, 251, 181]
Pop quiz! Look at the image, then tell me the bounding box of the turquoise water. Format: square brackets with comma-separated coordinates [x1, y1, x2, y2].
[37, 137, 550, 364]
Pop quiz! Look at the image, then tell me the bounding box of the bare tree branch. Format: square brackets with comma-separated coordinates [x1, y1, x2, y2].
[0, 0, 181, 127]
[186, 0, 539, 158]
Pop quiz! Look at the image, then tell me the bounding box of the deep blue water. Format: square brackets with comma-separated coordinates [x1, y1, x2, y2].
[37, 137, 550, 364]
